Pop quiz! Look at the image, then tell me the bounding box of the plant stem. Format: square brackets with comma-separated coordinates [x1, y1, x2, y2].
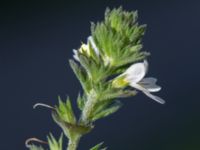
[81, 96, 96, 124]
[67, 135, 81, 150]
[67, 91, 97, 150]
[81, 89, 99, 125]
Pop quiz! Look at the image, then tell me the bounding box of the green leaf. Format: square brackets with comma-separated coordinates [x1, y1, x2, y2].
[47, 133, 63, 150]
[90, 142, 107, 150]
[115, 51, 149, 67]
[28, 145, 45, 150]
[78, 54, 111, 83]
[51, 111, 73, 139]
[98, 89, 123, 101]
[69, 59, 89, 92]
[52, 111, 93, 140]
[94, 82, 137, 101]
[56, 96, 76, 124]
[92, 101, 122, 121]
[77, 93, 86, 110]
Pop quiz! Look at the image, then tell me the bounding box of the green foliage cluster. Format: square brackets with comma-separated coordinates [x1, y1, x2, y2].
[91, 7, 149, 67]
[27, 7, 148, 150]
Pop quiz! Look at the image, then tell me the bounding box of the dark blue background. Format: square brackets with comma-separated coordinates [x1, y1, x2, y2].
[1, 0, 200, 150]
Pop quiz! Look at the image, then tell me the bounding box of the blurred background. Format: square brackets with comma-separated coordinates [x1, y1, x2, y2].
[1, 0, 200, 149]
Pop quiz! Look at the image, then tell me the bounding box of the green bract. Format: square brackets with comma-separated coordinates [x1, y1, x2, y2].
[29, 145, 45, 150]
[90, 142, 107, 150]
[47, 134, 63, 150]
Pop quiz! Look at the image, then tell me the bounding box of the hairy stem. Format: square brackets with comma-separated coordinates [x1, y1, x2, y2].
[81, 90, 97, 124]
[67, 91, 97, 150]
[81, 97, 96, 124]
[67, 135, 81, 150]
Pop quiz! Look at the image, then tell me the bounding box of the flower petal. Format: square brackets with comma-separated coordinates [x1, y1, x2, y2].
[125, 62, 147, 83]
[140, 77, 157, 84]
[130, 83, 165, 104]
[88, 36, 100, 56]
[73, 49, 80, 61]
[143, 90, 165, 104]
[140, 77, 161, 92]
[142, 84, 161, 92]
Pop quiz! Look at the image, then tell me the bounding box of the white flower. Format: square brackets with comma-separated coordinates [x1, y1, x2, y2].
[73, 43, 90, 61]
[122, 60, 165, 104]
[73, 36, 99, 61]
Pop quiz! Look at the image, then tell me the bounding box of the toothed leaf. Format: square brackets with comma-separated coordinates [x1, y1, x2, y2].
[56, 96, 76, 124]
[92, 101, 122, 121]
[47, 133, 63, 150]
[28, 145, 45, 150]
[90, 142, 107, 150]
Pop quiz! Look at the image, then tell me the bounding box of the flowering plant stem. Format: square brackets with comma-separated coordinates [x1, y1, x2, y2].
[26, 7, 165, 150]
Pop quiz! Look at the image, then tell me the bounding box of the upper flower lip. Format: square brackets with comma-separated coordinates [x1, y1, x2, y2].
[123, 61, 147, 83]
[123, 60, 165, 104]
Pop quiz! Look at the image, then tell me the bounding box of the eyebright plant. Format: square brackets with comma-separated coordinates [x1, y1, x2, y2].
[26, 7, 165, 150]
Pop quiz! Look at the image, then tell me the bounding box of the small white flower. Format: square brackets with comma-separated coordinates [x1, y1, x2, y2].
[73, 36, 100, 61]
[122, 60, 165, 104]
[72, 43, 90, 61]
